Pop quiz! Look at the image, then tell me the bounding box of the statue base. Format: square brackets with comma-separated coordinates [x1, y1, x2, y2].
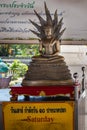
[22, 55, 74, 86]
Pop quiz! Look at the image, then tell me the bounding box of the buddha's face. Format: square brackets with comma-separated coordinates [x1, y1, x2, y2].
[44, 26, 52, 39]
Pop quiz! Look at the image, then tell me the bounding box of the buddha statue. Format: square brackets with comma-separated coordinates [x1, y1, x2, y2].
[21, 2, 74, 86]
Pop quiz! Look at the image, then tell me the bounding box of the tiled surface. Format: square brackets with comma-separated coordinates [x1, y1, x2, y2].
[0, 89, 10, 102]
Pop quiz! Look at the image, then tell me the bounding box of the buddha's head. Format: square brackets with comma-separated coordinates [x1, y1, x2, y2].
[43, 25, 53, 39]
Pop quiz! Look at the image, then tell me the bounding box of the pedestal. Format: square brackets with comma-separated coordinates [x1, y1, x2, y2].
[10, 85, 75, 101]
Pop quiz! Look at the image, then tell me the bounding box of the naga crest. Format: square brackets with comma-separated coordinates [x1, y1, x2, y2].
[30, 2, 66, 41]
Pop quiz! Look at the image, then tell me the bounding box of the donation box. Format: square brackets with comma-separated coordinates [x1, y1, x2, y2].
[3, 101, 74, 130]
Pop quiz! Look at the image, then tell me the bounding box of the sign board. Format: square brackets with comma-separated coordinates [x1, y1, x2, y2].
[0, 0, 87, 40]
[3, 101, 74, 130]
